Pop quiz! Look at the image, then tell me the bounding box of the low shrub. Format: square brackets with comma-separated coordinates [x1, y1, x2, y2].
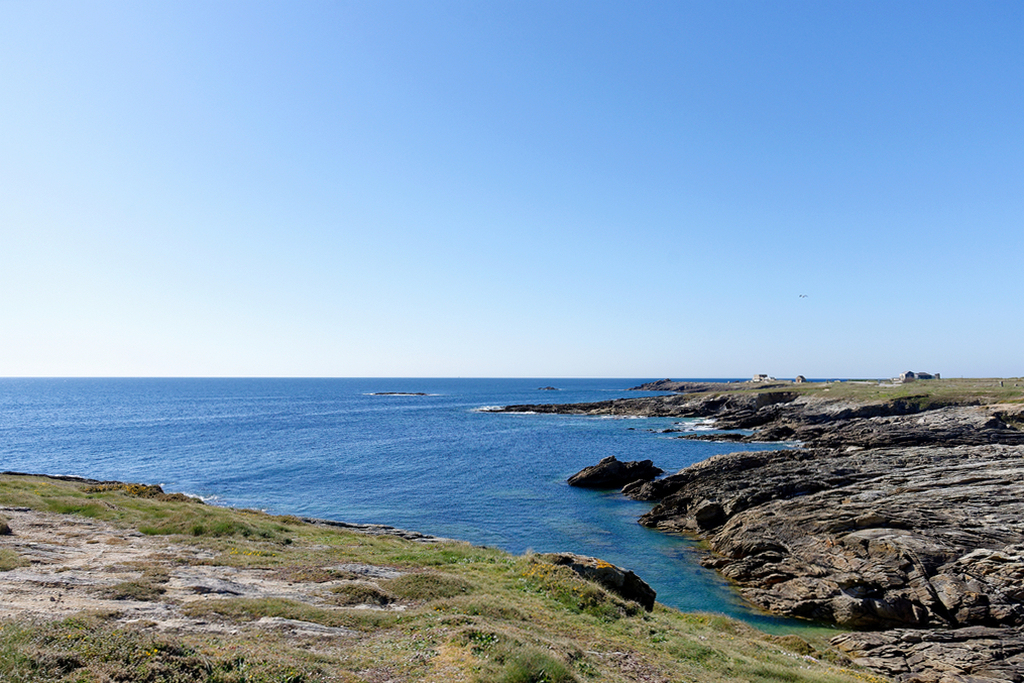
[383, 572, 474, 601]
[0, 549, 29, 572]
[99, 580, 167, 601]
[328, 582, 394, 606]
[496, 647, 577, 683]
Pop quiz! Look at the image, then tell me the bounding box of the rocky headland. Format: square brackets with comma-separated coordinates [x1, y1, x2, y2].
[493, 378, 1024, 682]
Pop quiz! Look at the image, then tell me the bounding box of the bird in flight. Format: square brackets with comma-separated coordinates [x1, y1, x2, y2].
[799, 294, 808, 298]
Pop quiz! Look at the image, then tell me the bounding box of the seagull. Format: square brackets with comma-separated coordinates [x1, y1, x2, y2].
[799, 294, 808, 298]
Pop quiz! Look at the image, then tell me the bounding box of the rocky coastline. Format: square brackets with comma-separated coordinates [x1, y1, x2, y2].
[494, 379, 1024, 682]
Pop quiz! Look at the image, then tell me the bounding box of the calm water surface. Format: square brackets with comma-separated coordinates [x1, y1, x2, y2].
[0, 378, 814, 633]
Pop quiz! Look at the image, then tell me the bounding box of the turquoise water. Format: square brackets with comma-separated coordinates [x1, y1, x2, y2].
[0, 377, 811, 632]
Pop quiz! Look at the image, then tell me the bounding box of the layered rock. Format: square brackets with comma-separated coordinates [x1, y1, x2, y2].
[495, 392, 1024, 448]
[831, 626, 1024, 683]
[567, 456, 663, 489]
[632, 445, 1024, 630]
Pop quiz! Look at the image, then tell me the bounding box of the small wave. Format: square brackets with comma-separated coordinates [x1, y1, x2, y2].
[671, 418, 718, 432]
[193, 493, 221, 505]
[471, 406, 539, 414]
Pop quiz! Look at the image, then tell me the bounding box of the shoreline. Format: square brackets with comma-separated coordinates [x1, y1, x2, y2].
[0, 470, 459, 545]
[497, 379, 1024, 681]
[4, 377, 1023, 680]
[1, 471, 881, 683]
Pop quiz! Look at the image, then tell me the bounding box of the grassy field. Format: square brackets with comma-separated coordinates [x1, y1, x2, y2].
[0, 474, 887, 683]
[714, 377, 1024, 408]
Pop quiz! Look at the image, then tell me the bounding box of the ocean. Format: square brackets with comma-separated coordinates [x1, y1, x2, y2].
[0, 377, 807, 632]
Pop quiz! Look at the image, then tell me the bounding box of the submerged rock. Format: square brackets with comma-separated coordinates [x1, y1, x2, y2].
[567, 456, 663, 489]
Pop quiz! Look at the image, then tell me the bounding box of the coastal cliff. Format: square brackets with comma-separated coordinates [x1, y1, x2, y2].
[494, 379, 1024, 681]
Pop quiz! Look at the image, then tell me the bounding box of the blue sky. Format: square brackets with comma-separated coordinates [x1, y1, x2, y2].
[2, 1, 1021, 378]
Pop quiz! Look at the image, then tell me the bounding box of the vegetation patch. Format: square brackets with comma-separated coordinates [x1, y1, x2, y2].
[436, 594, 529, 621]
[272, 565, 356, 583]
[98, 580, 167, 602]
[497, 647, 578, 683]
[0, 615, 335, 683]
[778, 377, 1024, 405]
[82, 482, 201, 502]
[327, 582, 394, 606]
[0, 548, 29, 572]
[520, 561, 637, 620]
[183, 597, 400, 632]
[382, 572, 475, 601]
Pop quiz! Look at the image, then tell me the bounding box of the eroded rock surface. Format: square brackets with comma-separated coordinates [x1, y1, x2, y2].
[493, 392, 1024, 448]
[831, 626, 1024, 683]
[632, 445, 1024, 630]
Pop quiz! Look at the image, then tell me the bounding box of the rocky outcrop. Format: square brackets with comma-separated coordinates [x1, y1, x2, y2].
[540, 552, 656, 611]
[832, 626, 1024, 683]
[567, 456, 663, 489]
[497, 381, 1024, 682]
[754, 404, 1024, 447]
[494, 393, 1024, 448]
[632, 445, 1024, 631]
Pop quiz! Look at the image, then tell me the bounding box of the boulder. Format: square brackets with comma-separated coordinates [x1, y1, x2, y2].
[567, 456, 663, 489]
[541, 552, 656, 611]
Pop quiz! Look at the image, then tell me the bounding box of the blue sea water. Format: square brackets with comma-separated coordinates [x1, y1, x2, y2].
[0, 377, 811, 633]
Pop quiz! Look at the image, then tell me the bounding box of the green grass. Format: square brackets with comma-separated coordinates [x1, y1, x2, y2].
[730, 376, 1024, 406]
[382, 571, 475, 601]
[0, 614, 340, 683]
[0, 549, 30, 572]
[98, 580, 167, 602]
[0, 473, 889, 683]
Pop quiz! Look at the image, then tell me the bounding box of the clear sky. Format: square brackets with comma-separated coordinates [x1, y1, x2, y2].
[1, 1, 1021, 379]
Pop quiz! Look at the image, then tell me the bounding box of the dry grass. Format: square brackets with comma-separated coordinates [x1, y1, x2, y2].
[0, 474, 888, 683]
[737, 376, 1024, 406]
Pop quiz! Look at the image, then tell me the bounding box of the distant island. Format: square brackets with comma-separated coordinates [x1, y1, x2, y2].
[492, 376, 1024, 681]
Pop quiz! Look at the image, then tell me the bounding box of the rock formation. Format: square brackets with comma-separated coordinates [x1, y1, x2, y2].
[496, 383, 1024, 682]
[540, 552, 657, 611]
[630, 445, 1024, 631]
[832, 626, 1024, 682]
[567, 456, 663, 489]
